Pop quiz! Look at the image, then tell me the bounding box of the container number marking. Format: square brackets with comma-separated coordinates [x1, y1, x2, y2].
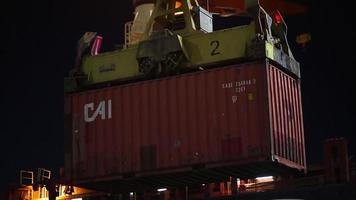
[221, 79, 257, 103]
[210, 40, 221, 56]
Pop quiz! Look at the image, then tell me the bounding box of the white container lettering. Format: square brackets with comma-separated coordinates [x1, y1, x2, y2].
[84, 100, 112, 123]
[221, 78, 256, 94]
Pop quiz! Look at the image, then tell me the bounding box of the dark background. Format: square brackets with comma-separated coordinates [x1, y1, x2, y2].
[1, 0, 355, 196]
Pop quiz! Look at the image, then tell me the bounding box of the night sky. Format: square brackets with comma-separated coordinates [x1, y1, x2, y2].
[1, 0, 355, 196]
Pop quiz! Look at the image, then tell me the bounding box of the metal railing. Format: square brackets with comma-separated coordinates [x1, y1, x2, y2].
[20, 170, 34, 185]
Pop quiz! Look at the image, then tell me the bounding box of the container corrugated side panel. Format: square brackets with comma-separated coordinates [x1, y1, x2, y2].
[267, 63, 305, 170]
[68, 61, 305, 181]
[64, 95, 73, 181]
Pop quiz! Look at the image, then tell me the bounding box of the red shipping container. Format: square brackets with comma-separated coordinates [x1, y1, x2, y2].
[64, 60, 306, 190]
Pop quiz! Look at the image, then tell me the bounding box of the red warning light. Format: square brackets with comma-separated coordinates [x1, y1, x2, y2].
[274, 11, 283, 25]
[91, 36, 103, 56]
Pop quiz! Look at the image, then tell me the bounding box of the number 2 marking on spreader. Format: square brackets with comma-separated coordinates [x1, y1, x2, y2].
[210, 40, 221, 56]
